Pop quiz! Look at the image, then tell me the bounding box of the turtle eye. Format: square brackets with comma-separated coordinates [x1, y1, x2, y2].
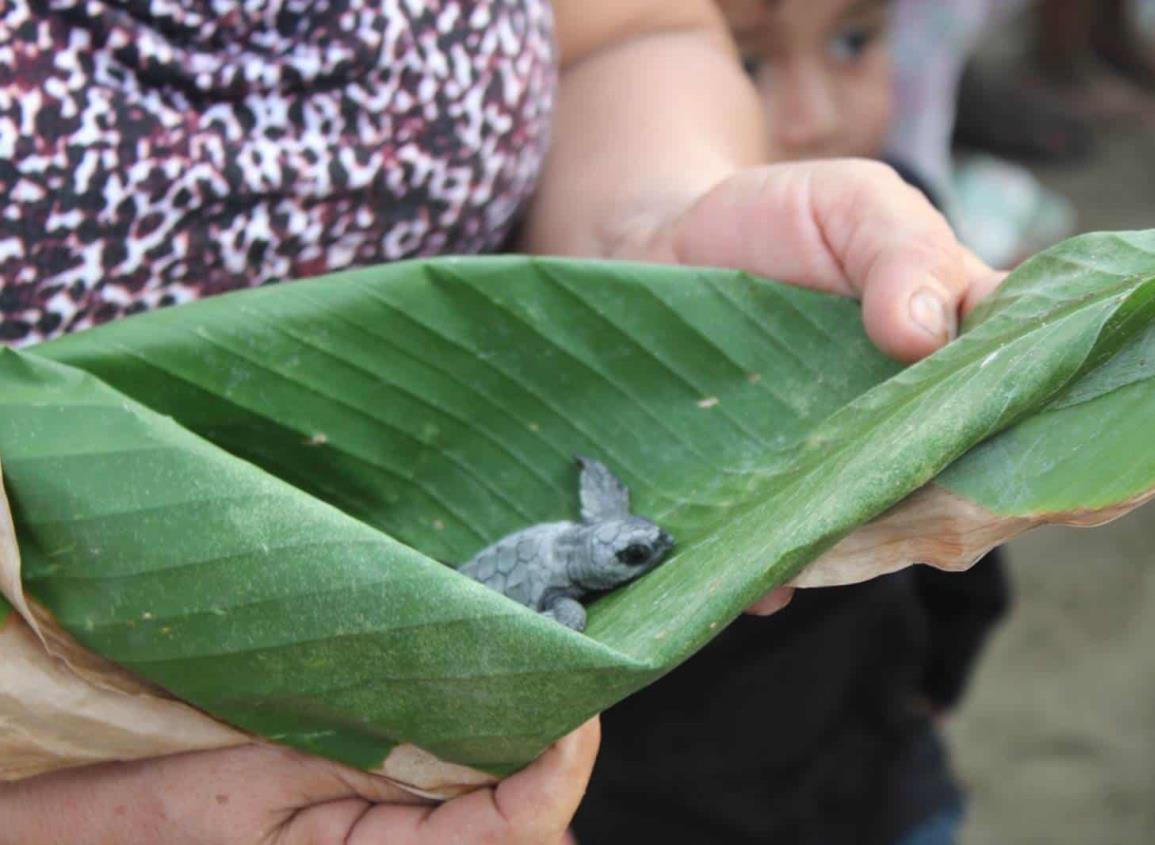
[617, 544, 650, 565]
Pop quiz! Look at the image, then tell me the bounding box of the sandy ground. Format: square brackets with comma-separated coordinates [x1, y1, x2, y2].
[950, 121, 1155, 845]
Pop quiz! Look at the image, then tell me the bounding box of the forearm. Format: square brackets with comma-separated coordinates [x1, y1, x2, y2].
[523, 0, 766, 258]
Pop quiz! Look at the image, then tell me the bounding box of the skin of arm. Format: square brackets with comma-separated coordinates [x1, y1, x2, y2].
[527, 0, 765, 258]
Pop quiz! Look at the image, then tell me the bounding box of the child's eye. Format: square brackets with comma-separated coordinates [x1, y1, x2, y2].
[827, 24, 878, 64]
[741, 55, 761, 79]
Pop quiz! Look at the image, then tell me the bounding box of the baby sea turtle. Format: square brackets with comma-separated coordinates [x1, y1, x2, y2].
[458, 456, 674, 632]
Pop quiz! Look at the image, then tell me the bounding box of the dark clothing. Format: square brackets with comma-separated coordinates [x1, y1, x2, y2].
[914, 560, 1012, 710]
[573, 555, 1009, 845]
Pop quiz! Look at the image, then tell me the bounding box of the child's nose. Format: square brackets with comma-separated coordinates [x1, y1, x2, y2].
[776, 63, 840, 156]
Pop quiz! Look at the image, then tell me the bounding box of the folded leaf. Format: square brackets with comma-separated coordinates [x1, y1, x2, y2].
[803, 230, 1155, 584]
[1, 231, 1153, 784]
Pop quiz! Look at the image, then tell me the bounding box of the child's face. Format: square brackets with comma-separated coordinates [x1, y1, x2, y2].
[720, 0, 893, 161]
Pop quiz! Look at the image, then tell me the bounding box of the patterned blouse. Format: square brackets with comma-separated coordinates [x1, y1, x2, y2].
[0, 0, 556, 345]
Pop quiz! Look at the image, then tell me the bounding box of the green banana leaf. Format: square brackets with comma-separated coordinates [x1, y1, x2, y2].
[2, 230, 1154, 777]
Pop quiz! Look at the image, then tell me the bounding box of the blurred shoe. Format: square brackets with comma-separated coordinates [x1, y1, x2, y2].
[947, 153, 1078, 269]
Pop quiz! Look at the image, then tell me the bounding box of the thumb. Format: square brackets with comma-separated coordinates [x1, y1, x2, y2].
[441, 716, 601, 844]
[332, 717, 601, 845]
[491, 715, 601, 837]
[667, 160, 995, 362]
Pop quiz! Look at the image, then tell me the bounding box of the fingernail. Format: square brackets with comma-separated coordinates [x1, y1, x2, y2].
[910, 289, 956, 342]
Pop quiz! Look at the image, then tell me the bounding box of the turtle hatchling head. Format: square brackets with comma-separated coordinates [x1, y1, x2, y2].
[576, 516, 675, 592]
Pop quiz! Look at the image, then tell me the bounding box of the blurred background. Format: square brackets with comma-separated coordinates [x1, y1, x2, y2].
[953, 511, 1155, 845]
[909, 4, 1155, 843]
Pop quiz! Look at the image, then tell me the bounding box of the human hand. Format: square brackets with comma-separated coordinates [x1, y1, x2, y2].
[0, 718, 600, 845]
[601, 159, 1006, 617]
[607, 159, 1006, 364]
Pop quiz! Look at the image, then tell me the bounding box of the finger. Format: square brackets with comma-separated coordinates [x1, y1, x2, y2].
[744, 586, 795, 616]
[491, 716, 600, 834]
[666, 162, 854, 293]
[433, 717, 601, 844]
[812, 161, 970, 362]
[277, 797, 376, 845]
[669, 160, 978, 362]
[856, 239, 964, 362]
[349, 718, 601, 845]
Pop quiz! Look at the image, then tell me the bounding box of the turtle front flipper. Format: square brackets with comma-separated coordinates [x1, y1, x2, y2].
[543, 596, 587, 632]
[575, 456, 631, 523]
